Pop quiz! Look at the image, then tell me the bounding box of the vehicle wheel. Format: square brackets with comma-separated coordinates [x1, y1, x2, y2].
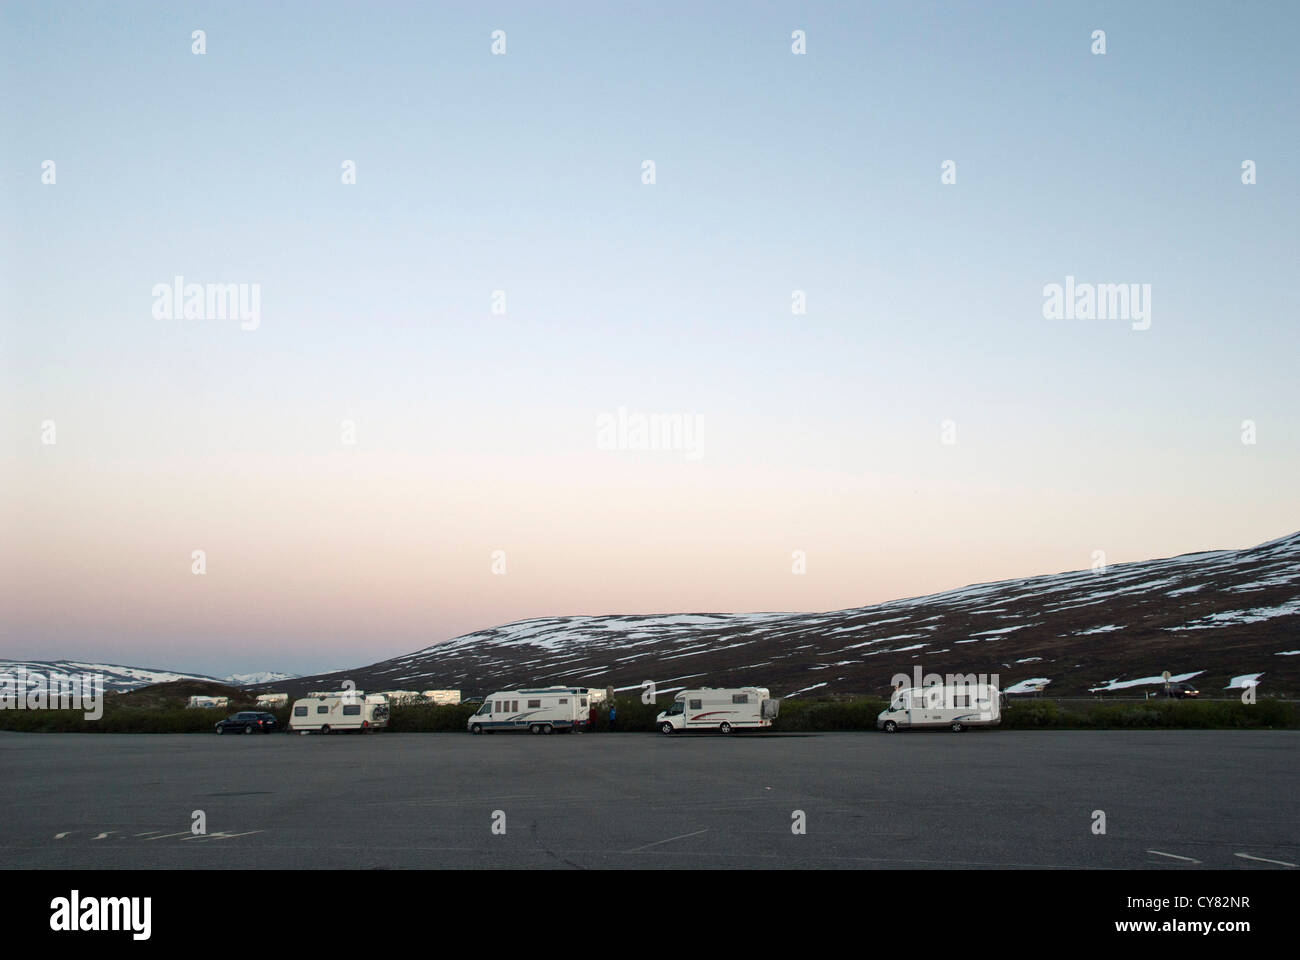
[660, 722, 674, 735]
[882, 720, 897, 733]
[244, 724, 254, 734]
[529, 724, 541, 734]
[320, 725, 330, 735]
[217, 726, 225, 735]
[470, 723, 482, 735]
[951, 720, 964, 732]
[542, 724, 553, 735]
[719, 722, 732, 735]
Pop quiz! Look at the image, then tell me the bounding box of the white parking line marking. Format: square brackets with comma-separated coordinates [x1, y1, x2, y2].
[54, 832, 71, 840]
[92, 832, 116, 840]
[1147, 849, 1200, 863]
[1235, 853, 1297, 867]
[134, 831, 166, 838]
[625, 829, 709, 853]
[144, 831, 193, 841]
[195, 830, 264, 842]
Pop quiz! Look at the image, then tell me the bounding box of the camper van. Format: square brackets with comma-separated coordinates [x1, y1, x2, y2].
[288, 694, 390, 734]
[467, 687, 591, 734]
[876, 683, 1000, 732]
[656, 687, 779, 734]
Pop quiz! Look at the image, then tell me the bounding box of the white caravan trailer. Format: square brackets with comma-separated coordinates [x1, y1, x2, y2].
[876, 683, 1000, 732]
[467, 687, 591, 734]
[656, 687, 779, 735]
[288, 694, 390, 734]
[255, 693, 288, 708]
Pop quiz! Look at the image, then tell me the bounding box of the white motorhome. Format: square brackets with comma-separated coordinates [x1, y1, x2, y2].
[288, 694, 390, 734]
[876, 683, 1000, 732]
[656, 687, 779, 735]
[467, 687, 591, 734]
[255, 693, 288, 708]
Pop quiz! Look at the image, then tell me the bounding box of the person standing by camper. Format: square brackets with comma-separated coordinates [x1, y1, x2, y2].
[608, 704, 616, 730]
[588, 704, 597, 731]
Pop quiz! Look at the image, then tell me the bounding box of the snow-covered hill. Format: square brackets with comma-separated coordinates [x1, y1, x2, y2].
[0, 660, 221, 693]
[285, 531, 1300, 698]
[11, 532, 1298, 700]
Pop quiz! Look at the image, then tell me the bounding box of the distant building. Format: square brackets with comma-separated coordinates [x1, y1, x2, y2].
[374, 690, 422, 705]
[187, 695, 229, 709]
[420, 690, 461, 705]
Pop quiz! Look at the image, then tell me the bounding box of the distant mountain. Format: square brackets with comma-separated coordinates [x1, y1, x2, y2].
[280, 531, 1300, 699]
[0, 662, 298, 694]
[224, 671, 298, 687]
[0, 660, 221, 693]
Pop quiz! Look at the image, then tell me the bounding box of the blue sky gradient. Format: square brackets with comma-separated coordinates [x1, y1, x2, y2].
[2, 2, 1297, 676]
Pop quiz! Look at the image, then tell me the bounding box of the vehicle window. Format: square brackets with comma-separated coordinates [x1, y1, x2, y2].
[668, 701, 684, 715]
[317, 705, 329, 714]
[294, 706, 307, 716]
[528, 699, 541, 709]
[559, 698, 568, 705]
[689, 699, 702, 710]
[580, 698, 587, 707]
[732, 694, 748, 704]
[511, 701, 518, 712]
[476, 702, 491, 716]
[343, 704, 361, 715]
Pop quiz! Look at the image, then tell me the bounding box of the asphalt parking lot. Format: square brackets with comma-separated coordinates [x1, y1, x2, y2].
[2, 730, 1296, 869]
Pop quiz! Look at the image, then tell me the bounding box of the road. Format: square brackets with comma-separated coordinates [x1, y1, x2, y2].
[2, 730, 1297, 869]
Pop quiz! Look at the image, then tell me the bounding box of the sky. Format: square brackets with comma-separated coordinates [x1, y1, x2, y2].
[2, 1, 1297, 677]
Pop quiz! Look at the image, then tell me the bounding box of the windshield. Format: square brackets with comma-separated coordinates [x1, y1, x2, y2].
[667, 701, 684, 715]
[476, 702, 492, 716]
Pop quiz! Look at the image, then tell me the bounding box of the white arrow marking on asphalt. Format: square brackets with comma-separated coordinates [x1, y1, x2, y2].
[54, 832, 71, 840]
[1235, 853, 1297, 867]
[1147, 849, 1201, 863]
[92, 832, 116, 840]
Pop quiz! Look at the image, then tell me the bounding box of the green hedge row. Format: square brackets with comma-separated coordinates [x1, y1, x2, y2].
[1, 696, 1294, 733]
[1001, 698, 1298, 729]
[0, 704, 288, 733]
